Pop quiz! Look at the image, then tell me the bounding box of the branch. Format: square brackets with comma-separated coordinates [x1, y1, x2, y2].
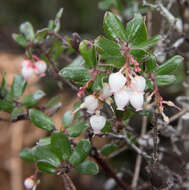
[107, 132, 152, 160]
[91, 147, 129, 190]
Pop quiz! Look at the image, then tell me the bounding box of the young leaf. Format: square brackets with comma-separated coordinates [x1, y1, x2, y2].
[19, 148, 36, 162]
[67, 121, 88, 137]
[125, 14, 147, 46]
[19, 22, 35, 41]
[62, 110, 74, 128]
[34, 28, 49, 43]
[37, 161, 57, 174]
[155, 75, 176, 87]
[155, 55, 184, 75]
[69, 140, 91, 166]
[45, 95, 62, 108]
[79, 40, 97, 68]
[76, 160, 99, 175]
[32, 145, 61, 168]
[29, 109, 55, 131]
[101, 144, 118, 156]
[104, 11, 126, 41]
[22, 90, 46, 108]
[10, 107, 24, 121]
[12, 33, 27, 47]
[95, 36, 121, 56]
[59, 56, 91, 84]
[11, 75, 27, 98]
[51, 131, 71, 160]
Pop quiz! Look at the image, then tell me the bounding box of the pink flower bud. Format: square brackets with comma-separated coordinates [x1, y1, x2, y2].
[24, 177, 35, 189]
[83, 95, 98, 114]
[130, 91, 144, 111]
[114, 87, 130, 111]
[109, 72, 126, 92]
[131, 76, 146, 92]
[90, 115, 106, 134]
[34, 60, 47, 76]
[100, 83, 113, 99]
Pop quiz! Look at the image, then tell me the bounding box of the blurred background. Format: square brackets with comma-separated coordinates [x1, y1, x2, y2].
[0, 0, 188, 190]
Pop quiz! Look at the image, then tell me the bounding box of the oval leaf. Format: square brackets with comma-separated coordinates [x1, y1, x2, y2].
[104, 11, 126, 41]
[51, 131, 71, 160]
[69, 140, 91, 166]
[76, 160, 99, 175]
[29, 109, 55, 131]
[155, 75, 176, 87]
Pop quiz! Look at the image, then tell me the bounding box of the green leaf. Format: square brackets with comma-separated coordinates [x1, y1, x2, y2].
[67, 121, 88, 137]
[79, 40, 97, 68]
[62, 110, 74, 128]
[19, 22, 35, 41]
[54, 8, 64, 33]
[98, 0, 122, 11]
[69, 140, 91, 166]
[133, 35, 160, 49]
[19, 148, 36, 162]
[51, 131, 71, 160]
[104, 11, 126, 41]
[35, 28, 48, 43]
[0, 100, 14, 111]
[32, 144, 61, 168]
[59, 56, 91, 84]
[101, 144, 118, 156]
[10, 107, 24, 121]
[22, 90, 45, 108]
[145, 53, 157, 73]
[37, 161, 57, 174]
[12, 33, 27, 47]
[125, 14, 147, 46]
[76, 160, 99, 175]
[11, 75, 27, 98]
[95, 36, 121, 56]
[92, 72, 106, 91]
[101, 120, 112, 132]
[155, 55, 184, 75]
[155, 75, 176, 87]
[45, 95, 62, 108]
[29, 109, 55, 131]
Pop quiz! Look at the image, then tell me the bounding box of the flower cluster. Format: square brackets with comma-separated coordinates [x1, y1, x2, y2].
[109, 71, 146, 111]
[21, 58, 47, 80]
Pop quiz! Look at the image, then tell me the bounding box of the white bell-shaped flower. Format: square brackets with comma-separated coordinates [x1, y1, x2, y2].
[131, 76, 146, 92]
[83, 95, 98, 114]
[24, 177, 35, 190]
[100, 83, 113, 99]
[109, 72, 126, 92]
[22, 65, 34, 80]
[129, 91, 144, 111]
[21, 60, 30, 67]
[90, 115, 106, 134]
[35, 60, 47, 76]
[114, 87, 130, 111]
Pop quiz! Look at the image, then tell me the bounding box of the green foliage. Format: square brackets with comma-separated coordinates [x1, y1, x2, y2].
[101, 144, 118, 156]
[10, 107, 24, 121]
[22, 90, 45, 108]
[51, 131, 71, 160]
[11, 75, 27, 98]
[79, 40, 97, 68]
[76, 160, 99, 175]
[69, 140, 91, 166]
[19, 22, 35, 41]
[67, 121, 88, 137]
[62, 110, 74, 128]
[104, 11, 126, 41]
[155, 75, 176, 87]
[29, 109, 55, 131]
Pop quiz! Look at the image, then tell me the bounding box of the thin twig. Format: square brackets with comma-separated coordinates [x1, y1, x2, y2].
[131, 116, 148, 188]
[61, 173, 77, 190]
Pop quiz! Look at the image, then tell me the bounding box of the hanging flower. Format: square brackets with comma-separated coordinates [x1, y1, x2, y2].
[34, 60, 47, 77]
[90, 114, 106, 134]
[130, 76, 146, 92]
[21, 60, 34, 80]
[114, 87, 130, 110]
[81, 95, 98, 114]
[129, 91, 144, 111]
[109, 72, 126, 92]
[24, 177, 35, 190]
[100, 83, 113, 100]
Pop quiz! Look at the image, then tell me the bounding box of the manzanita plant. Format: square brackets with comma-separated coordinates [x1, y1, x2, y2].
[1, 1, 189, 189]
